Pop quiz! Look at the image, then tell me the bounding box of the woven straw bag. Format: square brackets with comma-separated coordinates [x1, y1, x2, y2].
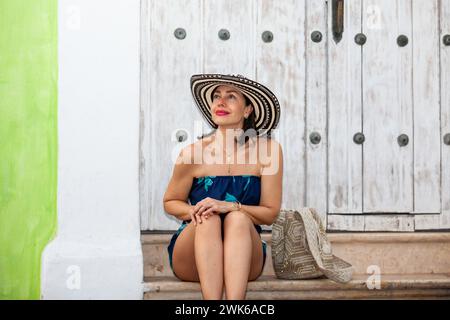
[271, 208, 353, 283]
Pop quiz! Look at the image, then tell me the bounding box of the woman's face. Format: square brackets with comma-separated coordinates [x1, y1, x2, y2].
[210, 85, 253, 129]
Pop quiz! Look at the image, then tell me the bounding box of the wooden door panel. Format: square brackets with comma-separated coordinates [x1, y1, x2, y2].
[255, 0, 307, 217]
[362, 0, 414, 213]
[411, 0, 441, 214]
[143, 0, 203, 230]
[204, 0, 255, 75]
[328, 0, 364, 214]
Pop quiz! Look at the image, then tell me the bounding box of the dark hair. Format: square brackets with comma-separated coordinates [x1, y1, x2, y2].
[237, 96, 257, 144]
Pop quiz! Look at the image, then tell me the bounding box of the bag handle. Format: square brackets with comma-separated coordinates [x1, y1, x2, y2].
[271, 210, 286, 272]
[297, 208, 353, 283]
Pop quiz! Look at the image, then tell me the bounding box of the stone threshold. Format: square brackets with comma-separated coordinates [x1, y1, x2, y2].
[141, 232, 450, 245]
[144, 274, 450, 300]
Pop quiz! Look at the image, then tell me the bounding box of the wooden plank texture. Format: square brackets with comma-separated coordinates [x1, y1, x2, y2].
[328, 0, 363, 214]
[362, 0, 413, 213]
[140, 0, 151, 230]
[203, 0, 255, 75]
[327, 214, 414, 231]
[255, 0, 306, 216]
[411, 0, 441, 214]
[415, 0, 450, 230]
[305, 0, 328, 224]
[145, 0, 203, 230]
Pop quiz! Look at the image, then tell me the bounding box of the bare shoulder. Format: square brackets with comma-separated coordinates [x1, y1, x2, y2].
[267, 137, 282, 149]
[257, 136, 283, 177]
[176, 137, 214, 172]
[176, 143, 194, 166]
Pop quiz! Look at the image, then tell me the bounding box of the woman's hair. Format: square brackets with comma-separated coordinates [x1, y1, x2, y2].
[197, 93, 271, 145]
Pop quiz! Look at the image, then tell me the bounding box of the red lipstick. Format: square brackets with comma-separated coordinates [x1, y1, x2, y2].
[215, 110, 230, 116]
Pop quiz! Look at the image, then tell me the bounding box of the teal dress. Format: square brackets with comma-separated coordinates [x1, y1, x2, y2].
[167, 175, 267, 275]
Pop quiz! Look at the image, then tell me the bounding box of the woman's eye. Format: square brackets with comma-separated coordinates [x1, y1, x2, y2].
[212, 94, 236, 100]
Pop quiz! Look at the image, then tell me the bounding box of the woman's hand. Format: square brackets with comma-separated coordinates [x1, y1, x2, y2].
[188, 206, 201, 226]
[188, 201, 226, 226]
[192, 197, 235, 223]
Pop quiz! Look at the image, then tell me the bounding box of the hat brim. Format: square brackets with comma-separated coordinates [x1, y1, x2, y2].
[190, 74, 280, 137]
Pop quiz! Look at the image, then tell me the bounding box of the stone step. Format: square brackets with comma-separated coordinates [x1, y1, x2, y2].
[142, 232, 450, 278]
[143, 274, 450, 300]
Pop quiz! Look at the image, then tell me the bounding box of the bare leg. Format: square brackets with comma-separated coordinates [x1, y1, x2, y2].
[223, 211, 264, 300]
[195, 214, 224, 299]
[172, 222, 199, 282]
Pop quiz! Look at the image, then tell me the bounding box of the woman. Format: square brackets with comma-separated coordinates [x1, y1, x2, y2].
[163, 74, 283, 300]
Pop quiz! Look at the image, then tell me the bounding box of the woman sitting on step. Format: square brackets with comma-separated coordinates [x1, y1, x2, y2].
[163, 74, 283, 300]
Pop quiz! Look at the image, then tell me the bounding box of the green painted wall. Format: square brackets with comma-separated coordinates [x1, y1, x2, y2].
[0, 0, 58, 299]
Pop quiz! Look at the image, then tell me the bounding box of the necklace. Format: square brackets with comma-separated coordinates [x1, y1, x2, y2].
[220, 141, 233, 174]
[213, 134, 234, 174]
[225, 148, 232, 174]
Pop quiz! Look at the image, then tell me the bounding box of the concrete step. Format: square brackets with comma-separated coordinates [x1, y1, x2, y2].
[143, 274, 450, 300]
[142, 232, 450, 278]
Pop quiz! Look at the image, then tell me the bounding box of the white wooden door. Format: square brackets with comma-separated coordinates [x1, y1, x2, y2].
[327, 0, 450, 231]
[140, 0, 450, 231]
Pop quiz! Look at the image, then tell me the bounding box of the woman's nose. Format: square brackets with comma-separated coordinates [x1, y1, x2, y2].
[217, 97, 226, 105]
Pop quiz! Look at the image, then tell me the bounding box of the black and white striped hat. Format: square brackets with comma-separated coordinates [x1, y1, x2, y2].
[190, 74, 281, 136]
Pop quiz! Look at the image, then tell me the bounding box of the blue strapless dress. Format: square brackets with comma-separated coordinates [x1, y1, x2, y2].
[167, 175, 267, 275]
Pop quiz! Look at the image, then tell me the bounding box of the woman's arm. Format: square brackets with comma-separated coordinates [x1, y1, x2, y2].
[163, 146, 196, 221]
[241, 139, 283, 225]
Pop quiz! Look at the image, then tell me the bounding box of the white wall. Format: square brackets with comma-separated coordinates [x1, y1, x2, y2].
[41, 0, 143, 299]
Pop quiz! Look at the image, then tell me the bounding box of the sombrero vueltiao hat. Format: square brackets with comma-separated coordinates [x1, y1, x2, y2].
[190, 74, 281, 137]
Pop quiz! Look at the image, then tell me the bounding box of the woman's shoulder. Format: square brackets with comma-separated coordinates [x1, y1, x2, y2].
[177, 137, 213, 165]
[256, 136, 283, 177]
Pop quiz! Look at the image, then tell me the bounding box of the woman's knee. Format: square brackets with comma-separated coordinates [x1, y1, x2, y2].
[223, 210, 253, 231]
[195, 213, 222, 235]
